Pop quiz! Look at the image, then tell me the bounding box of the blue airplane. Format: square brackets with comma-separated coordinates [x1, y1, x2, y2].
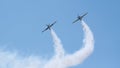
[73, 12, 88, 23]
[42, 21, 56, 32]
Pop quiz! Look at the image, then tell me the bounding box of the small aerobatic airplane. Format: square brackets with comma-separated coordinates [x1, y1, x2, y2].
[73, 12, 88, 23]
[42, 21, 56, 32]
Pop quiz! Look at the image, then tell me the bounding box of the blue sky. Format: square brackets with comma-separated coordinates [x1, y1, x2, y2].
[0, 0, 120, 68]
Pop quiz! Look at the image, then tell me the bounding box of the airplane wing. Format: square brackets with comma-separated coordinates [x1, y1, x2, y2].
[81, 12, 88, 18]
[72, 19, 79, 23]
[50, 21, 56, 27]
[42, 27, 49, 32]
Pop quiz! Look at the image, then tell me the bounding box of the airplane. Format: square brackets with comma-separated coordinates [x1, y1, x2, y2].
[42, 21, 56, 32]
[73, 12, 88, 23]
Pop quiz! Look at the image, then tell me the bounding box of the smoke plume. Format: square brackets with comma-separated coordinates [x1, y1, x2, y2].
[62, 20, 94, 67]
[0, 20, 94, 68]
[50, 29, 65, 58]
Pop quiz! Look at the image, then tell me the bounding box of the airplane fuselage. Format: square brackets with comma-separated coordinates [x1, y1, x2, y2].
[78, 16, 82, 21]
[47, 25, 51, 30]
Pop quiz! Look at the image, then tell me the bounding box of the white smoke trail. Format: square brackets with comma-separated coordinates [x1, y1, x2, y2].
[0, 50, 44, 68]
[50, 29, 65, 58]
[43, 29, 65, 68]
[62, 20, 94, 67]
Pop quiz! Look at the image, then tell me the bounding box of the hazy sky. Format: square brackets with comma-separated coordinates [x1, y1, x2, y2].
[0, 0, 120, 68]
